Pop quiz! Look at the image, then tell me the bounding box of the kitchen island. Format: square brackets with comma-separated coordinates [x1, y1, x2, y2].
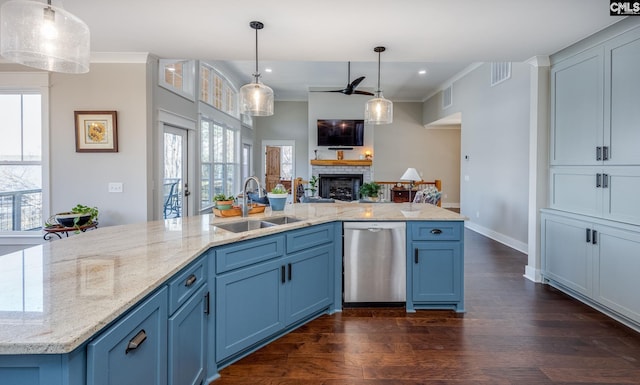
[0, 202, 464, 384]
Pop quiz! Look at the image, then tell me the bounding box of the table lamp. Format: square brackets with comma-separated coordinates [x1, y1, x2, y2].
[400, 167, 422, 210]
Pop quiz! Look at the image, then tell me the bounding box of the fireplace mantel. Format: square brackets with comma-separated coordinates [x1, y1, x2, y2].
[310, 159, 372, 166]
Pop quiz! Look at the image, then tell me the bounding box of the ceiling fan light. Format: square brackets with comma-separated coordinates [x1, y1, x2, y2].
[0, 0, 90, 74]
[240, 80, 274, 116]
[365, 94, 393, 125]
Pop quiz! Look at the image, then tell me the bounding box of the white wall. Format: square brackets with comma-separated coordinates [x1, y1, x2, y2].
[50, 63, 151, 226]
[424, 63, 530, 250]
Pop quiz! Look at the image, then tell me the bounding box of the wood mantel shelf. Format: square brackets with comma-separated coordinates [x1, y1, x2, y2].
[310, 159, 372, 166]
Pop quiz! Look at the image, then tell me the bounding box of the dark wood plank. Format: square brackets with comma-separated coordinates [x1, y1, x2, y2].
[212, 229, 640, 384]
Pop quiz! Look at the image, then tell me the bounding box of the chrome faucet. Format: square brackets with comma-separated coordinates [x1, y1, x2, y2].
[242, 176, 264, 217]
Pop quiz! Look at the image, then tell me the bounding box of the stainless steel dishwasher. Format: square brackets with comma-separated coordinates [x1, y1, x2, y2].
[343, 222, 406, 305]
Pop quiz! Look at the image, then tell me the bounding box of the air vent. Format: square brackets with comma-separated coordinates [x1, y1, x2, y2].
[442, 85, 452, 109]
[491, 62, 511, 86]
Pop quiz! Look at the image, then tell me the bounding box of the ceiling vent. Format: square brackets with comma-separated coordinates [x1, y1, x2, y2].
[442, 85, 453, 109]
[491, 62, 511, 86]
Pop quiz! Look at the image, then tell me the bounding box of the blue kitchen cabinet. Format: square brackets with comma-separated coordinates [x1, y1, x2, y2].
[407, 221, 464, 312]
[284, 243, 333, 325]
[215, 258, 286, 362]
[87, 287, 168, 385]
[167, 255, 209, 385]
[168, 283, 209, 385]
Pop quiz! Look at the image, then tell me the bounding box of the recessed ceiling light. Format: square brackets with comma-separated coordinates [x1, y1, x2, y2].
[265, 68, 272, 73]
[418, 69, 427, 75]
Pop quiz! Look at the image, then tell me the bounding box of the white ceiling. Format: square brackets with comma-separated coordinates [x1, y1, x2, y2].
[1, 0, 621, 100]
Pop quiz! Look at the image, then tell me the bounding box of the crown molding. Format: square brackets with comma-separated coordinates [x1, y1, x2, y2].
[90, 52, 149, 64]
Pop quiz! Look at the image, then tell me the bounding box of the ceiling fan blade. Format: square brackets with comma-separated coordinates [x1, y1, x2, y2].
[353, 90, 375, 96]
[350, 76, 365, 89]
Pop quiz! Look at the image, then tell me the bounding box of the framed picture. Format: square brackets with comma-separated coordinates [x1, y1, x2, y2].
[74, 110, 118, 152]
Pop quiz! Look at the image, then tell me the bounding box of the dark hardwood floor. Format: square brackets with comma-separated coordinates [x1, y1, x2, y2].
[213, 230, 640, 384]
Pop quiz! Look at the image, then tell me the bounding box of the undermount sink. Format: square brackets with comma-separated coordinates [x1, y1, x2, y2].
[263, 216, 302, 225]
[214, 216, 303, 233]
[215, 220, 276, 233]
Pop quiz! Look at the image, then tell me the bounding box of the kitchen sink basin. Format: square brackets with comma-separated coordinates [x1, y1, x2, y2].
[215, 220, 276, 233]
[263, 216, 302, 225]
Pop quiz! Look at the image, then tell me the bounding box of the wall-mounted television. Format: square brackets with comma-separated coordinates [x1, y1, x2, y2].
[317, 119, 364, 147]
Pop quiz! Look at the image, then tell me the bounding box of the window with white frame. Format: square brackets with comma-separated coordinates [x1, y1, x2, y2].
[159, 59, 195, 100]
[199, 64, 238, 118]
[0, 92, 43, 232]
[200, 119, 239, 210]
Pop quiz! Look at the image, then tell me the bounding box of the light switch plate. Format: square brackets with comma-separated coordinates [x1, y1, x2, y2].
[108, 182, 123, 193]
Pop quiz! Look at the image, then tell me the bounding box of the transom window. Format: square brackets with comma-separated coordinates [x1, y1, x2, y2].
[199, 64, 238, 118]
[159, 59, 195, 100]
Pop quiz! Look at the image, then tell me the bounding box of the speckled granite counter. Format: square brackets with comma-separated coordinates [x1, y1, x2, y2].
[0, 202, 464, 355]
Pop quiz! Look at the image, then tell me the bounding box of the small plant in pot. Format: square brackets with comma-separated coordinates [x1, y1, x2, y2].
[359, 182, 381, 201]
[267, 185, 288, 211]
[51, 204, 99, 229]
[213, 193, 235, 210]
[305, 176, 319, 197]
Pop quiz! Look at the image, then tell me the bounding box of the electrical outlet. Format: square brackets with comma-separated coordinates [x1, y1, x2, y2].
[108, 182, 123, 193]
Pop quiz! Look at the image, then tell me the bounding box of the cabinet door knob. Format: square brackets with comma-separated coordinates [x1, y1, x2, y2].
[125, 329, 147, 354]
[185, 274, 197, 287]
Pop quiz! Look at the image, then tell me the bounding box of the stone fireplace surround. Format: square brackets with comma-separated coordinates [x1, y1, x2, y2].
[311, 163, 372, 201]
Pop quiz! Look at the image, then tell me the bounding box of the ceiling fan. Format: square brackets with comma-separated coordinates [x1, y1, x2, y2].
[312, 62, 374, 96]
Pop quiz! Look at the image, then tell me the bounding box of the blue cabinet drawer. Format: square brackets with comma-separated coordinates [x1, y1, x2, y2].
[216, 235, 284, 273]
[87, 287, 168, 385]
[286, 223, 335, 254]
[410, 221, 462, 241]
[168, 256, 207, 315]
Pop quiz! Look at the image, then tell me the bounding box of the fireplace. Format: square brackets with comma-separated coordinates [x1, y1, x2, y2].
[319, 174, 363, 202]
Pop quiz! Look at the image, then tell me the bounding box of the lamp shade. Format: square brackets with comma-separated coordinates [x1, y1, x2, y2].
[0, 0, 90, 74]
[400, 167, 421, 182]
[239, 81, 274, 116]
[365, 94, 393, 125]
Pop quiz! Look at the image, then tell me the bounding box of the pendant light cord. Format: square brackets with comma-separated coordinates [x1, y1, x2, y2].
[254, 25, 259, 81]
[376, 49, 381, 95]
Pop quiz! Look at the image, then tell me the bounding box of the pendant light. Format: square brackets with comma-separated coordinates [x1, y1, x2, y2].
[239, 21, 274, 116]
[0, 0, 90, 74]
[365, 46, 393, 125]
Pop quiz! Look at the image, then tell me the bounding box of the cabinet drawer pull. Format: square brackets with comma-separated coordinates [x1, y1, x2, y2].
[592, 230, 598, 245]
[596, 146, 602, 161]
[125, 329, 147, 354]
[586, 228, 591, 243]
[596, 173, 602, 188]
[185, 274, 197, 287]
[281, 265, 286, 283]
[603, 146, 609, 161]
[603, 173, 609, 188]
[414, 248, 419, 264]
[430, 229, 442, 235]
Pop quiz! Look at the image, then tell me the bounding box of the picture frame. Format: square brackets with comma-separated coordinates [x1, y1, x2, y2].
[74, 110, 118, 152]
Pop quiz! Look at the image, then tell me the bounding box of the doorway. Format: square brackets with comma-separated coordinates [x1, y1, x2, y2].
[262, 140, 295, 193]
[163, 126, 189, 219]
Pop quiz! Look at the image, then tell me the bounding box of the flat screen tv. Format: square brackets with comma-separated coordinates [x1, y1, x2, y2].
[317, 119, 364, 147]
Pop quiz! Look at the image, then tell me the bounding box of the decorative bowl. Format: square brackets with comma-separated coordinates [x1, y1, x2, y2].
[55, 212, 92, 227]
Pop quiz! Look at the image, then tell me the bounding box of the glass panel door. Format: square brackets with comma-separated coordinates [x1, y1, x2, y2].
[163, 126, 188, 219]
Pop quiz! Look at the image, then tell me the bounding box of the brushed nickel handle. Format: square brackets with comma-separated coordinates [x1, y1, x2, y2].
[185, 274, 197, 287]
[125, 329, 147, 354]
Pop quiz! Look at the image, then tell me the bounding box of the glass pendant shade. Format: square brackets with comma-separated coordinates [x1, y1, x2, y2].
[0, 0, 90, 73]
[365, 93, 393, 125]
[365, 46, 393, 125]
[240, 80, 274, 116]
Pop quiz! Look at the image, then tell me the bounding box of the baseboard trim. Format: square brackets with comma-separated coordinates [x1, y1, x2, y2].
[464, 221, 528, 254]
[524, 265, 542, 283]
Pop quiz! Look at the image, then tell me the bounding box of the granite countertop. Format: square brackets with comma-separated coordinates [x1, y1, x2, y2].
[0, 202, 464, 355]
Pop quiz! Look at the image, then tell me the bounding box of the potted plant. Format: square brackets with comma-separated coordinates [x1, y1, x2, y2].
[305, 176, 319, 197]
[52, 204, 99, 229]
[359, 182, 381, 201]
[213, 193, 235, 209]
[267, 185, 288, 211]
